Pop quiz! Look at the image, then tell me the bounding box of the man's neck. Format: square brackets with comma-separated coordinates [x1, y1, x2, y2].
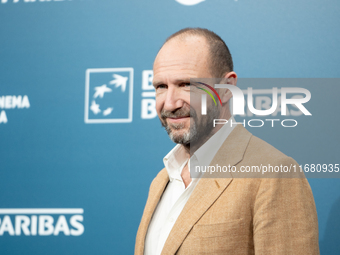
[179, 122, 225, 188]
[180, 112, 232, 187]
[181, 162, 191, 188]
[182, 123, 225, 156]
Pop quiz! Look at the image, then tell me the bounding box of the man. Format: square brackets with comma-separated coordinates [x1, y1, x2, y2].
[135, 28, 319, 255]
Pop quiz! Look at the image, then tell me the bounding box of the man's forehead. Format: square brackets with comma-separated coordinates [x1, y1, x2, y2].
[155, 35, 208, 62]
[152, 61, 208, 85]
[153, 36, 211, 82]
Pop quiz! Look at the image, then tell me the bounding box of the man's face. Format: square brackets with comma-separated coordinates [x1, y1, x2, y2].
[153, 36, 219, 145]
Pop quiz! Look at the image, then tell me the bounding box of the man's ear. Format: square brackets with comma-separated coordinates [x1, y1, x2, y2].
[221, 72, 238, 104]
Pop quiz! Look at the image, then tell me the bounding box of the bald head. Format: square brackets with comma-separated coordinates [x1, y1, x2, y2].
[154, 35, 211, 78]
[157, 28, 234, 78]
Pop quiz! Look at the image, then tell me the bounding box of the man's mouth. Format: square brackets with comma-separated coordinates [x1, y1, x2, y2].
[167, 116, 190, 123]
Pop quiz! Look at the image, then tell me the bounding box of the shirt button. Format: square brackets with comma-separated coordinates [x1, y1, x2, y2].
[169, 218, 174, 223]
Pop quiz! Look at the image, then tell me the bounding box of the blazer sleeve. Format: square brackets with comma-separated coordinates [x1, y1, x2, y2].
[253, 157, 319, 254]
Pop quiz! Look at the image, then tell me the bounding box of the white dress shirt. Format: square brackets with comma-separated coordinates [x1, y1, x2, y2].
[144, 117, 236, 255]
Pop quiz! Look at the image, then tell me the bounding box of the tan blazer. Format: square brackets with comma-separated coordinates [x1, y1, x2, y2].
[135, 125, 319, 255]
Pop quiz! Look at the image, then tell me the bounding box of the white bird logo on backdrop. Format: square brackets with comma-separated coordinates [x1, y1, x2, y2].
[109, 74, 128, 92]
[175, 0, 205, 6]
[93, 84, 112, 98]
[90, 74, 128, 116]
[103, 107, 113, 116]
[90, 100, 101, 115]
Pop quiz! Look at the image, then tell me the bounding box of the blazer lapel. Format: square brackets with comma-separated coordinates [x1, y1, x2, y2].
[135, 169, 169, 255]
[161, 125, 252, 255]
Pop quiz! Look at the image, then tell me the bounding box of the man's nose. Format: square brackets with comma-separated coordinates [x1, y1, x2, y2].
[163, 87, 185, 112]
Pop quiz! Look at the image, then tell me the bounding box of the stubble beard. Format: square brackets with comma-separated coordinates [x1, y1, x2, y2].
[160, 103, 220, 146]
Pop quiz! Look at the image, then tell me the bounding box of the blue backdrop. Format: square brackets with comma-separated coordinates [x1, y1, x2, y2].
[0, 0, 339, 254]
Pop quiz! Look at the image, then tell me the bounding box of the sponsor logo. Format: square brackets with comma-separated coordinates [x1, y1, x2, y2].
[141, 70, 157, 119]
[0, 208, 84, 236]
[175, 0, 205, 6]
[0, 95, 30, 124]
[84, 68, 157, 123]
[85, 68, 134, 123]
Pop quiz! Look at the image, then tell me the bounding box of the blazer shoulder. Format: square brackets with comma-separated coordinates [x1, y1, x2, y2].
[246, 134, 294, 163]
[239, 132, 306, 178]
[149, 168, 168, 189]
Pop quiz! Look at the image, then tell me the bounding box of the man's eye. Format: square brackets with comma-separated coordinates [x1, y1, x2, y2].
[156, 84, 167, 89]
